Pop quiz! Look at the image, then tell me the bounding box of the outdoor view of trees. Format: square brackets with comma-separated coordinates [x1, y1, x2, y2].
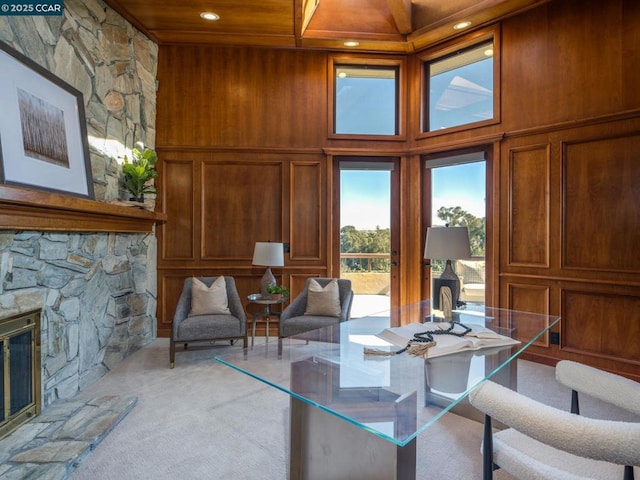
[435, 206, 485, 257]
[340, 206, 485, 273]
[341, 225, 390, 272]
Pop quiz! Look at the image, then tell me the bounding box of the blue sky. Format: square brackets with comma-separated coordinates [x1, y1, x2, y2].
[338, 55, 490, 230]
[341, 170, 391, 230]
[341, 164, 485, 230]
[431, 162, 486, 225]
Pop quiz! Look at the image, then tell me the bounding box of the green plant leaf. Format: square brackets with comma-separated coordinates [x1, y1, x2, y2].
[122, 148, 158, 197]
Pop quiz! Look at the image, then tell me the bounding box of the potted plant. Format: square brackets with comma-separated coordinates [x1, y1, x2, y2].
[122, 147, 157, 202]
[267, 284, 290, 300]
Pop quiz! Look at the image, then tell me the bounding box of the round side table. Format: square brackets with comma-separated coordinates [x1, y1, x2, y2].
[247, 294, 288, 348]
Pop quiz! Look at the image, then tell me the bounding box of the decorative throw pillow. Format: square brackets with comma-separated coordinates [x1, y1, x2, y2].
[304, 279, 341, 317]
[188, 276, 230, 316]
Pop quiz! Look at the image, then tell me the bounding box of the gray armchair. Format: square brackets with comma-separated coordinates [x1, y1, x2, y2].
[170, 276, 247, 368]
[278, 277, 353, 339]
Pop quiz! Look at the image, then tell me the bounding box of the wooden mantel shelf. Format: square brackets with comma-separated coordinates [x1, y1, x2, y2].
[0, 186, 167, 233]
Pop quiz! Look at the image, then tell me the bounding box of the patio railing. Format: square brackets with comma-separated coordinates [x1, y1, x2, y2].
[340, 253, 390, 272]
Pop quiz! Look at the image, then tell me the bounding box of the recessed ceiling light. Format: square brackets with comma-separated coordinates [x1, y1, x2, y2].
[453, 21, 472, 30]
[344, 41, 360, 47]
[200, 12, 220, 21]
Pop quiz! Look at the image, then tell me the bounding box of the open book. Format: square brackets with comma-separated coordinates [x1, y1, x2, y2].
[374, 321, 520, 359]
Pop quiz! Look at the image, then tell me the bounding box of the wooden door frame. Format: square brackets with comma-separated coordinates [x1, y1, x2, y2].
[331, 155, 401, 312]
[420, 145, 495, 307]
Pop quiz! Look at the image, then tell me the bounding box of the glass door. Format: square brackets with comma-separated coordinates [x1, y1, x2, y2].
[335, 157, 399, 319]
[423, 151, 488, 308]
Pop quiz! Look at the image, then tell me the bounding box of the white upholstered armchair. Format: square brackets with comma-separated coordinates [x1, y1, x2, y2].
[469, 360, 640, 480]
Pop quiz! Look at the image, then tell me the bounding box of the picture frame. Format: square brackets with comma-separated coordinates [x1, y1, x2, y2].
[0, 41, 94, 199]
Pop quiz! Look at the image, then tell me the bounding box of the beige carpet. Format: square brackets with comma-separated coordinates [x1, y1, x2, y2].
[67, 338, 632, 480]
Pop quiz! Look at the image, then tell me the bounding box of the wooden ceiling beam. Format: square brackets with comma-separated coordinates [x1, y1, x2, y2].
[387, 0, 412, 34]
[297, 0, 321, 39]
[102, 0, 551, 53]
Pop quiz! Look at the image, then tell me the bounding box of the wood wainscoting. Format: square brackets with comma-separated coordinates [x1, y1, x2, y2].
[155, 148, 330, 338]
[499, 116, 640, 380]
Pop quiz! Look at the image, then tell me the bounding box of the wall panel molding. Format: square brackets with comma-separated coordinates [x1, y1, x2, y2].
[505, 282, 551, 347]
[201, 161, 283, 260]
[504, 108, 640, 139]
[506, 143, 551, 267]
[499, 272, 640, 288]
[157, 145, 323, 154]
[561, 288, 640, 365]
[160, 158, 196, 261]
[290, 161, 323, 262]
[562, 132, 640, 272]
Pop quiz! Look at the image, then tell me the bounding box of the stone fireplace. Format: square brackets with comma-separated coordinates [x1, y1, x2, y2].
[0, 4, 164, 475]
[0, 209, 161, 477]
[0, 309, 41, 438]
[0, 229, 158, 409]
[0, 0, 162, 416]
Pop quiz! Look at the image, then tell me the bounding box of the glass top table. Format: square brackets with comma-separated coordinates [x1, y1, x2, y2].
[215, 302, 560, 480]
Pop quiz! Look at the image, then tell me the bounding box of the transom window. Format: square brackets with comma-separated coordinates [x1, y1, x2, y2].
[334, 65, 399, 136]
[425, 39, 495, 132]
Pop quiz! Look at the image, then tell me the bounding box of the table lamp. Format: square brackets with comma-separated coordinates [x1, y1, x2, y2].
[252, 242, 284, 296]
[424, 225, 471, 313]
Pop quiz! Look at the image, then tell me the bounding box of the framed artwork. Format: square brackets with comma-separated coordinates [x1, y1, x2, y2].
[0, 41, 94, 199]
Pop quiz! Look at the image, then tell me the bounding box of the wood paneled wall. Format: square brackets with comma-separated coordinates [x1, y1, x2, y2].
[156, 149, 328, 337]
[493, 0, 640, 378]
[157, 47, 328, 148]
[155, 46, 335, 337]
[499, 118, 640, 377]
[156, 0, 639, 378]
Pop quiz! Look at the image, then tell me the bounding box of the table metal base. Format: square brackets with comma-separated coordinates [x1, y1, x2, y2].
[251, 311, 272, 348]
[250, 302, 283, 348]
[289, 397, 416, 480]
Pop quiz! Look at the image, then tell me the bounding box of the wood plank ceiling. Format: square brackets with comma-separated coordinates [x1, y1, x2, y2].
[103, 0, 551, 52]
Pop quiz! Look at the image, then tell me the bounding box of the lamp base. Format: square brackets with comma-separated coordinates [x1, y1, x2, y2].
[260, 267, 276, 297]
[438, 260, 461, 308]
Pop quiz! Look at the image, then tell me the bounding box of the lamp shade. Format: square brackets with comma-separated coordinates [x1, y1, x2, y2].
[424, 226, 471, 260]
[252, 242, 284, 267]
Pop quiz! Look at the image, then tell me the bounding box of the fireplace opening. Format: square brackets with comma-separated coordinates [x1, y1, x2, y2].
[0, 309, 41, 439]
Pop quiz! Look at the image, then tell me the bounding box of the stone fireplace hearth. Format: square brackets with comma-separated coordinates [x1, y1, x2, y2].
[0, 393, 137, 479]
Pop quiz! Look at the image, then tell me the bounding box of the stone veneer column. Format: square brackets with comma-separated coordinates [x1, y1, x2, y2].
[0, 0, 159, 405]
